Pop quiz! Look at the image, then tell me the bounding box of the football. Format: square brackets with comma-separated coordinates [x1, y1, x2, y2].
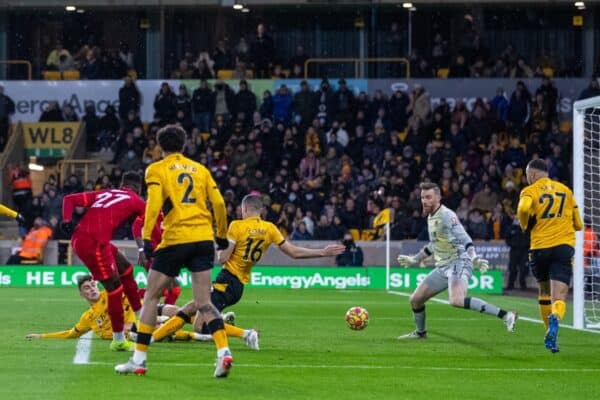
[345, 306, 369, 330]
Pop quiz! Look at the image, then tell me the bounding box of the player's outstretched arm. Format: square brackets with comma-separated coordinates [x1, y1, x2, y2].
[397, 246, 431, 267]
[25, 327, 86, 339]
[279, 241, 345, 259]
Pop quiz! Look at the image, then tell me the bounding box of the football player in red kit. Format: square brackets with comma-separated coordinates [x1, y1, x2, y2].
[61, 171, 145, 351]
[132, 214, 181, 305]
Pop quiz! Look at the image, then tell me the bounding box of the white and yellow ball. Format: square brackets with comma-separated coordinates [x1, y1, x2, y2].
[345, 306, 369, 330]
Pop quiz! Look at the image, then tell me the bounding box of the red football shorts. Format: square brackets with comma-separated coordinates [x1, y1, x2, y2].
[72, 234, 119, 282]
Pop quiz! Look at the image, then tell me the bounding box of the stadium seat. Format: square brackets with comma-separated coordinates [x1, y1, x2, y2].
[62, 70, 80, 80]
[217, 70, 233, 79]
[349, 229, 360, 241]
[271, 203, 281, 214]
[437, 68, 449, 78]
[397, 130, 408, 143]
[42, 70, 61, 80]
[559, 120, 572, 133]
[543, 67, 554, 78]
[200, 133, 210, 142]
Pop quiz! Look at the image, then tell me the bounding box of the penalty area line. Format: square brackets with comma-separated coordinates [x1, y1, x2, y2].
[73, 331, 94, 364]
[387, 290, 600, 335]
[86, 361, 600, 373]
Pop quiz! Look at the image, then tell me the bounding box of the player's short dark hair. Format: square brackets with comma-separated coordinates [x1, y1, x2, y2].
[419, 182, 441, 194]
[242, 194, 263, 212]
[157, 124, 186, 153]
[77, 274, 94, 291]
[121, 171, 142, 188]
[527, 159, 548, 173]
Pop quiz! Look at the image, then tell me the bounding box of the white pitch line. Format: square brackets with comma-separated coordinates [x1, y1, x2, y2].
[86, 361, 600, 373]
[387, 290, 600, 335]
[72, 331, 93, 364]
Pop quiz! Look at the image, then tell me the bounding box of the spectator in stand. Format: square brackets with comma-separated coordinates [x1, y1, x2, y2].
[273, 84, 293, 124]
[0, 84, 15, 152]
[448, 54, 470, 78]
[82, 104, 100, 152]
[510, 58, 534, 78]
[41, 186, 63, 223]
[171, 59, 197, 79]
[470, 183, 497, 213]
[335, 79, 355, 124]
[118, 76, 141, 121]
[336, 232, 364, 266]
[490, 58, 509, 78]
[507, 82, 531, 137]
[80, 48, 101, 79]
[154, 82, 177, 124]
[578, 77, 600, 100]
[466, 208, 490, 240]
[142, 137, 162, 166]
[98, 105, 120, 152]
[292, 80, 314, 128]
[289, 45, 308, 76]
[63, 174, 84, 195]
[123, 110, 143, 135]
[214, 80, 235, 120]
[57, 53, 75, 72]
[388, 89, 409, 132]
[119, 43, 134, 70]
[291, 221, 312, 240]
[490, 87, 509, 125]
[407, 84, 431, 127]
[315, 79, 337, 126]
[531, 93, 550, 134]
[299, 150, 319, 181]
[175, 84, 192, 118]
[62, 105, 79, 122]
[195, 51, 215, 79]
[39, 101, 64, 122]
[535, 76, 558, 123]
[213, 39, 232, 74]
[251, 23, 275, 79]
[6, 217, 52, 265]
[312, 215, 336, 240]
[413, 59, 435, 78]
[192, 79, 215, 133]
[46, 41, 71, 71]
[234, 80, 257, 124]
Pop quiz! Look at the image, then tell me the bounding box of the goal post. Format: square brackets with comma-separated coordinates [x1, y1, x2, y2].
[573, 96, 600, 330]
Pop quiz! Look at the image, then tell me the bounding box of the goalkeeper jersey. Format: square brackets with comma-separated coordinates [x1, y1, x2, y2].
[426, 205, 473, 267]
[40, 291, 135, 339]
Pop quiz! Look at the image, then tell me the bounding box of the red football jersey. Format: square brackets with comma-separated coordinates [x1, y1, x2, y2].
[132, 214, 163, 249]
[62, 188, 146, 242]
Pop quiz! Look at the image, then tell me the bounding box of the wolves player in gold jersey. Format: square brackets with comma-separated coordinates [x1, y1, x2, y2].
[151, 194, 345, 346]
[518, 159, 583, 353]
[116, 125, 232, 377]
[26, 274, 136, 340]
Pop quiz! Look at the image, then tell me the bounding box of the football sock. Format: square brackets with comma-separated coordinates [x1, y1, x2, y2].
[134, 322, 154, 361]
[225, 323, 245, 338]
[152, 311, 189, 341]
[113, 331, 125, 341]
[551, 300, 567, 320]
[538, 295, 552, 329]
[464, 297, 505, 318]
[164, 286, 181, 305]
[119, 265, 142, 313]
[412, 306, 426, 333]
[207, 318, 229, 350]
[107, 285, 125, 334]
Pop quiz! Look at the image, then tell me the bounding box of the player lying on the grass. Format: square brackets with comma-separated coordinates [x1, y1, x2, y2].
[517, 159, 582, 353]
[61, 172, 145, 352]
[0, 203, 25, 225]
[151, 194, 345, 344]
[24, 274, 210, 342]
[396, 182, 518, 339]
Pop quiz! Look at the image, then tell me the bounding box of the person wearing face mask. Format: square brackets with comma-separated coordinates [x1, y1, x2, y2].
[6, 217, 53, 264]
[335, 232, 364, 266]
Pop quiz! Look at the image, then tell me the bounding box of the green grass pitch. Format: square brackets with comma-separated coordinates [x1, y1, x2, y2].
[1, 287, 599, 400]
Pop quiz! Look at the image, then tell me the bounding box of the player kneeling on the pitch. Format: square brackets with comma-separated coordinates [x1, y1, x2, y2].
[151, 194, 345, 348]
[517, 159, 582, 353]
[396, 182, 518, 340]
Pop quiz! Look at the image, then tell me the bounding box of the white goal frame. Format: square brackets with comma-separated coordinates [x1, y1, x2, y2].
[572, 96, 600, 330]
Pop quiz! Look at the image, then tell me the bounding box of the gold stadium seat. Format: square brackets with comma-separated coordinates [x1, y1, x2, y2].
[42, 70, 61, 80]
[127, 69, 138, 80]
[437, 68, 449, 79]
[349, 229, 360, 241]
[271, 203, 282, 214]
[542, 67, 554, 78]
[217, 70, 233, 79]
[360, 229, 375, 241]
[62, 70, 80, 80]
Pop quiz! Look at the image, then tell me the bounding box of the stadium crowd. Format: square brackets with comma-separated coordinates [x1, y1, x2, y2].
[6, 72, 584, 247]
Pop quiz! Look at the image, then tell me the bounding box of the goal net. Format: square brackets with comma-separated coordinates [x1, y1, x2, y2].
[573, 97, 600, 329]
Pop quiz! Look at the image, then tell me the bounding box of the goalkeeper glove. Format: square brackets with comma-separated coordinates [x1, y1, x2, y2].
[397, 254, 417, 266]
[472, 256, 489, 274]
[15, 213, 25, 225]
[60, 221, 73, 236]
[215, 237, 229, 251]
[143, 239, 154, 259]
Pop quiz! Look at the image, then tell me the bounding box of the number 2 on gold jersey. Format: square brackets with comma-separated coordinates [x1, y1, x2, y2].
[177, 173, 196, 204]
